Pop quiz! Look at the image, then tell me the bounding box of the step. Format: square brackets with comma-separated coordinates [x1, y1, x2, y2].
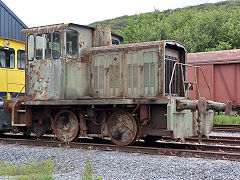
[17, 110, 26, 113]
[13, 124, 26, 127]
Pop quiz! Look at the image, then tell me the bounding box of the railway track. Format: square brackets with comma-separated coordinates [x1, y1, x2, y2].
[1, 135, 240, 161]
[212, 125, 240, 133]
[162, 136, 240, 146]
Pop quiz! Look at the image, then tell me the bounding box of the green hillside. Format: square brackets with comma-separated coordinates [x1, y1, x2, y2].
[89, 0, 240, 53]
[90, 0, 240, 34]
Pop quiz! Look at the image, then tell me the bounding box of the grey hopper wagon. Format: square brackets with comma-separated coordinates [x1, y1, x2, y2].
[7, 23, 226, 146]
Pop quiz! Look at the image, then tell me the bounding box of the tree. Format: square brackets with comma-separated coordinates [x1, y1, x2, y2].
[121, 7, 240, 52]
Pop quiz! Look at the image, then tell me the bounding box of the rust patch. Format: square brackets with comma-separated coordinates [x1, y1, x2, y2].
[31, 82, 35, 89]
[90, 73, 93, 89]
[81, 50, 92, 63]
[140, 105, 149, 124]
[158, 43, 165, 97]
[77, 65, 85, 71]
[79, 41, 85, 48]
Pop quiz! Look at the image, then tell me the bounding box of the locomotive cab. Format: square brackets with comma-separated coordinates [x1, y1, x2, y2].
[24, 24, 122, 101]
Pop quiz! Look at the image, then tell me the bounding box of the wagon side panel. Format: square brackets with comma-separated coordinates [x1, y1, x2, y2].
[213, 63, 239, 105]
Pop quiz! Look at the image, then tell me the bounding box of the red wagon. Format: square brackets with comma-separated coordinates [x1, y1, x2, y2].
[187, 49, 240, 113]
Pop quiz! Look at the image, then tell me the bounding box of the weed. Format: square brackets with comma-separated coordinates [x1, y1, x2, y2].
[57, 153, 72, 173]
[82, 159, 102, 180]
[65, 142, 70, 148]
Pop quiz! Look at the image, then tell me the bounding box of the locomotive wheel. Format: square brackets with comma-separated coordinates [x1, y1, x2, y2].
[107, 110, 138, 146]
[53, 110, 79, 142]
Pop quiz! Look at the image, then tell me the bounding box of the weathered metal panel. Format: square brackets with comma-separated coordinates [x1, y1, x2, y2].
[142, 49, 158, 96]
[126, 51, 141, 97]
[89, 40, 186, 99]
[92, 54, 106, 97]
[0, 1, 27, 41]
[92, 51, 122, 97]
[25, 25, 65, 100]
[65, 61, 90, 99]
[214, 64, 240, 106]
[65, 26, 93, 99]
[108, 53, 121, 96]
[24, 99, 170, 106]
[78, 26, 93, 49]
[187, 49, 240, 64]
[150, 105, 167, 129]
[27, 59, 64, 100]
[90, 44, 161, 98]
[93, 25, 112, 47]
[167, 99, 213, 139]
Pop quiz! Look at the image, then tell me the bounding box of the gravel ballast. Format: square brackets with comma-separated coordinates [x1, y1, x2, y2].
[0, 144, 240, 180]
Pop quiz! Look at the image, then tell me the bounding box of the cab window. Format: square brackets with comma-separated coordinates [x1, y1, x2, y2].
[44, 33, 51, 59]
[53, 32, 61, 59]
[17, 50, 25, 70]
[36, 34, 44, 59]
[27, 32, 61, 60]
[66, 29, 78, 59]
[0, 47, 15, 68]
[27, 35, 34, 61]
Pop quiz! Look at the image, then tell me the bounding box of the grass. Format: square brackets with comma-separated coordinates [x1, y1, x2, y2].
[214, 113, 240, 125]
[0, 158, 54, 180]
[0, 156, 102, 180]
[15, 174, 53, 180]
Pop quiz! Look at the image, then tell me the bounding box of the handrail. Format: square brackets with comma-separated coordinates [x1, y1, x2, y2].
[168, 62, 212, 99]
[199, 67, 212, 99]
[13, 84, 25, 102]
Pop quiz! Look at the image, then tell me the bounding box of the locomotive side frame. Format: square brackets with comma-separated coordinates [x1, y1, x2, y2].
[10, 23, 225, 145]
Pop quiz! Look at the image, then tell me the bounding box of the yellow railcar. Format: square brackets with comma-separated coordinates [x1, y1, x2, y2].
[0, 37, 25, 100]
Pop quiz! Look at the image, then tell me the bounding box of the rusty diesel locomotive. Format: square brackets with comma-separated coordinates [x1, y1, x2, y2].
[5, 23, 226, 145]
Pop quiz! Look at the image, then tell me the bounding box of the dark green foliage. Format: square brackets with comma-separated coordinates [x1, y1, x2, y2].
[214, 113, 240, 125]
[121, 7, 240, 52]
[90, 0, 240, 53]
[90, 15, 134, 34]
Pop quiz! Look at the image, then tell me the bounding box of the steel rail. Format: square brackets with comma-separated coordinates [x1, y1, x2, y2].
[161, 136, 240, 146]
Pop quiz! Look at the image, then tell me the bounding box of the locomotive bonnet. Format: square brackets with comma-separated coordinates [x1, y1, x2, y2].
[6, 23, 227, 145]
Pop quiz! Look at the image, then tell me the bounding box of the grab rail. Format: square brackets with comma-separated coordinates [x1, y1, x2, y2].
[168, 62, 212, 99]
